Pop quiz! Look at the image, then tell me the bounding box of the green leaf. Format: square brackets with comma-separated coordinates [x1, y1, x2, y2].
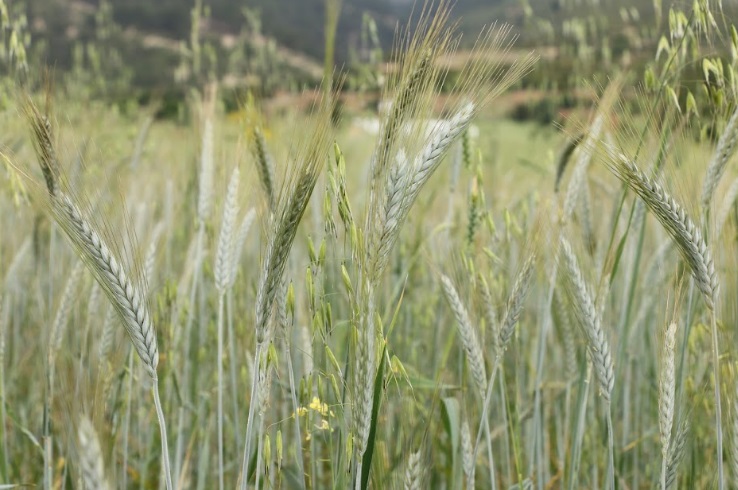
[360, 345, 387, 490]
[441, 397, 461, 485]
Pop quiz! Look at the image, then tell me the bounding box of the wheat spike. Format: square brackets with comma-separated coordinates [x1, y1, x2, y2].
[606, 154, 719, 311]
[440, 274, 487, 396]
[215, 167, 240, 293]
[560, 237, 614, 401]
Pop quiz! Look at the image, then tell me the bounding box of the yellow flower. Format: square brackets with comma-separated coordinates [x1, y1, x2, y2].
[309, 396, 329, 416]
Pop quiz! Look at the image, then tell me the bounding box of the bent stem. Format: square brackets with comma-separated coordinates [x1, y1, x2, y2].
[153, 377, 173, 490]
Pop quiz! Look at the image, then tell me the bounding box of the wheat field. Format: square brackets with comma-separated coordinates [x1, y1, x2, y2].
[2, 1, 738, 489]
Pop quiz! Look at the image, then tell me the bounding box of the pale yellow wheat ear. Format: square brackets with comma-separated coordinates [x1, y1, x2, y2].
[240, 82, 339, 489]
[22, 97, 173, 489]
[254, 86, 338, 346]
[24, 100, 158, 378]
[363, 5, 536, 284]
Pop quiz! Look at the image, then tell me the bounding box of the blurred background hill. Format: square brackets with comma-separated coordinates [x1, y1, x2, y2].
[20, 0, 651, 87]
[10, 0, 735, 123]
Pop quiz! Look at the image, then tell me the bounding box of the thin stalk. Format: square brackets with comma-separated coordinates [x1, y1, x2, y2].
[175, 223, 205, 482]
[122, 349, 134, 489]
[568, 364, 591, 490]
[606, 402, 615, 490]
[472, 356, 501, 465]
[153, 377, 173, 490]
[240, 343, 263, 490]
[711, 310, 724, 489]
[483, 417, 497, 489]
[0, 297, 6, 480]
[217, 293, 225, 490]
[227, 291, 241, 450]
[256, 415, 265, 490]
[661, 454, 667, 490]
[284, 332, 307, 489]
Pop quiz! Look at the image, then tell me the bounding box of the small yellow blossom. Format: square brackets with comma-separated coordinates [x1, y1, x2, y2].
[309, 396, 329, 416]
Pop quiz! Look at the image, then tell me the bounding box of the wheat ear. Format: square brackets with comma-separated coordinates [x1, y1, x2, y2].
[702, 105, 738, 213]
[660, 322, 677, 489]
[440, 274, 487, 395]
[461, 419, 476, 489]
[215, 166, 240, 293]
[252, 126, 276, 210]
[559, 237, 614, 401]
[606, 154, 719, 310]
[78, 417, 109, 490]
[498, 254, 536, 352]
[403, 450, 424, 490]
[27, 104, 171, 490]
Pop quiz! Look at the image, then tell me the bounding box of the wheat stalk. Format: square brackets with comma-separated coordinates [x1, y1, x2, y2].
[605, 151, 723, 486]
[198, 118, 214, 223]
